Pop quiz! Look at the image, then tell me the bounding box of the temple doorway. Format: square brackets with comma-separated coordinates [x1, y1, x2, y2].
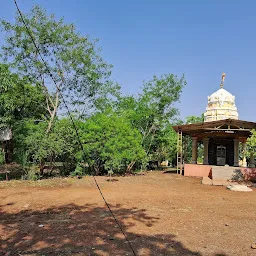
[208, 139, 234, 166]
[217, 145, 226, 166]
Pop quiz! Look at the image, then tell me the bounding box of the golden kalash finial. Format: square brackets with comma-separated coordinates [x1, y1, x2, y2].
[220, 72, 226, 88]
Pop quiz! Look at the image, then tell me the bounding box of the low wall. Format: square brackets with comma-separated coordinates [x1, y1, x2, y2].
[184, 164, 212, 178]
[240, 168, 256, 182]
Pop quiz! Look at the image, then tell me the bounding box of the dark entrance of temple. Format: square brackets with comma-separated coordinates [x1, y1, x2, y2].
[208, 139, 234, 166]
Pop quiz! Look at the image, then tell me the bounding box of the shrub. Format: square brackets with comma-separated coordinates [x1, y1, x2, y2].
[22, 166, 40, 181]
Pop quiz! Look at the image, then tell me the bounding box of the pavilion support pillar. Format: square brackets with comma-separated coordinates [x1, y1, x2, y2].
[203, 137, 209, 165]
[242, 141, 247, 167]
[249, 152, 255, 168]
[191, 137, 198, 164]
[233, 139, 239, 167]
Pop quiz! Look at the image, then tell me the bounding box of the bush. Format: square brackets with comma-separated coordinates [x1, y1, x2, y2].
[0, 163, 25, 180]
[21, 166, 40, 180]
[70, 163, 90, 177]
[80, 112, 147, 175]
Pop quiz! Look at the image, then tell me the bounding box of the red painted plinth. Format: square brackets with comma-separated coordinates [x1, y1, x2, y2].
[184, 164, 212, 178]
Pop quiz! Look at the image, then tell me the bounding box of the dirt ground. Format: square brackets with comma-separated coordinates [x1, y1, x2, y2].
[0, 171, 256, 256]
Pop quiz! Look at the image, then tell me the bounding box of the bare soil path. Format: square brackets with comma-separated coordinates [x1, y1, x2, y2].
[0, 172, 255, 256]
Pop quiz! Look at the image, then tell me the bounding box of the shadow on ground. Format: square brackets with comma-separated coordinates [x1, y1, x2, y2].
[0, 203, 225, 256]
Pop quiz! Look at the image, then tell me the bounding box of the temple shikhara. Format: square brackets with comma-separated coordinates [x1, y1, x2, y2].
[173, 73, 256, 180]
[204, 73, 239, 122]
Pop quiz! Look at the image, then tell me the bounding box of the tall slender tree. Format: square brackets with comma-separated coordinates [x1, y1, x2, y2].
[1, 5, 113, 132]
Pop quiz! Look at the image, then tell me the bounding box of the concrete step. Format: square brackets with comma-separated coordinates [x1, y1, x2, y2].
[212, 179, 238, 186]
[202, 177, 213, 185]
[211, 166, 243, 181]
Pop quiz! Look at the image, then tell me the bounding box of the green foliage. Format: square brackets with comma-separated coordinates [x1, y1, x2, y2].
[0, 63, 46, 128]
[247, 129, 256, 156]
[0, 63, 47, 164]
[22, 166, 40, 181]
[1, 5, 116, 132]
[151, 124, 177, 165]
[113, 74, 186, 165]
[1, 5, 111, 96]
[31, 119, 77, 163]
[185, 114, 204, 124]
[141, 74, 185, 115]
[0, 151, 5, 165]
[14, 118, 78, 174]
[78, 111, 147, 174]
[183, 115, 204, 163]
[0, 4, 188, 177]
[70, 163, 84, 177]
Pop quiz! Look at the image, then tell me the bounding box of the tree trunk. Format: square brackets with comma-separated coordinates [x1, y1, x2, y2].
[94, 166, 100, 176]
[126, 161, 135, 173]
[4, 140, 14, 164]
[39, 160, 45, 177]
[46, 91, 59, 133]
[2, 141, 6, 164]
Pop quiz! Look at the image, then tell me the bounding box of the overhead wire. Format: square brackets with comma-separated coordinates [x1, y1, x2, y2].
[13, 1, 136, 255]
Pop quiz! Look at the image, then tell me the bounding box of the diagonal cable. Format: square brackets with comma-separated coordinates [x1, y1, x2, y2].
[13, 1, 136, 255]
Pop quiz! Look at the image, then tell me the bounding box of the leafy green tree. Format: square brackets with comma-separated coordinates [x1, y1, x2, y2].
[0, 63, 46, 127]
[15, 118, 79, 175]
[114, 74, 186, 167]
[78, 111, 146, 175]
[185, 114, 204, 124]
[1, 5, 113, 132]
[0, 5, 187, 175]
[151, 124, 177, 166]
[246, 129, 256, 158]
[137, 74, 185, 144]
[0, 63, 47, 163]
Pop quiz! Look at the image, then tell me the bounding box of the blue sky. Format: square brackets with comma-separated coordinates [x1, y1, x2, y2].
[1, 0, 256, 121]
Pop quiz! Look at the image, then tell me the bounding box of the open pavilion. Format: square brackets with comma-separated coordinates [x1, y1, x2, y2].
[173, 73, 256, 181]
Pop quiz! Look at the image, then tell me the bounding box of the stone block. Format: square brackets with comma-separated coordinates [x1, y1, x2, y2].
[227, 185, 253, 192]
[212, 179, 238, 186]
[202, 177, 212, 185]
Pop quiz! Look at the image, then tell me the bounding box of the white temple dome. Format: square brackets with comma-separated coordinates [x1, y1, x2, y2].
[208, 88, 234, 103]
[204, 84, 239, 122]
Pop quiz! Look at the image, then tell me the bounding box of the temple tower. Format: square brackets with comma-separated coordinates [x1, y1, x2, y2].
[204, 73, 239, 122]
